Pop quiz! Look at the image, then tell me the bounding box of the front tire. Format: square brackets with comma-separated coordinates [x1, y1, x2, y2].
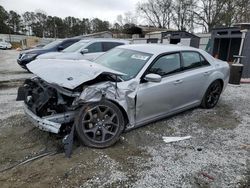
[201, 80, 222, 109]
[75, 100, 125, 148]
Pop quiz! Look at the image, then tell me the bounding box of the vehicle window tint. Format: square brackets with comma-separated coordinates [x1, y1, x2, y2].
[149, 53, 181, 76]
[200, 55, 210, 66]
[61, 41, 76, 49]
[102, 42, 123, 52]
[86, 42, 103, 53]
[182, 52, 201, 70]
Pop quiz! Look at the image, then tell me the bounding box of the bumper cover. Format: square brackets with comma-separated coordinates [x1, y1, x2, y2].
[24, 105, 76, 134]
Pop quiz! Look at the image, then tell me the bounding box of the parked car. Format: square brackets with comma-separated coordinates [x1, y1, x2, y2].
[24, 43, 48, 50]
[17, 44, 229, 148]
[37, 39, 130, 61]
[0, 41, 12, 49]
[17, 38, 80, 70]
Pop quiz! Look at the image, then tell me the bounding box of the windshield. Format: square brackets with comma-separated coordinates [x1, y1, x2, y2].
[94, 48, 152, 81]
[42, 40, 62, 49]
[62, 41, 88, 53]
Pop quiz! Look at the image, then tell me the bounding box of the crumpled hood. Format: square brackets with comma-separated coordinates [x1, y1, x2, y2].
[27, 59, 125, 90]
[37, 52, 63, 59]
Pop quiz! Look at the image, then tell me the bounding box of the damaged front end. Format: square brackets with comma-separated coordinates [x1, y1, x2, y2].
[17, 75, 139, 136]
[17, 59, 140, 136]
[17, 77, 80, 134]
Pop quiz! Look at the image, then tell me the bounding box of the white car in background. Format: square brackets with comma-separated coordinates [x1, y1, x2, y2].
[0, 41, 12, 49]
[37, 39, 129, 61]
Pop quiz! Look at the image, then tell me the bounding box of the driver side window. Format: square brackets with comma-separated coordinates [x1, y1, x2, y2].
[148, 53, 181, 76]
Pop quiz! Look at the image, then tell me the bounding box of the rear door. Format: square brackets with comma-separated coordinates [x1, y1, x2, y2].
[178, 51, 213, 105]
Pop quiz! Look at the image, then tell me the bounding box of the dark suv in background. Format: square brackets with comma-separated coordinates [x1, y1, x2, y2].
[17, 38, 80, 70]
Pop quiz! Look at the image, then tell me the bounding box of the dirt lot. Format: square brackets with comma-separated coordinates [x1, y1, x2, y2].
[0, 50, 249, 188]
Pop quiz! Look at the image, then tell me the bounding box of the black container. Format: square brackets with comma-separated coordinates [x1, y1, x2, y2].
[229, 64, 244, 84]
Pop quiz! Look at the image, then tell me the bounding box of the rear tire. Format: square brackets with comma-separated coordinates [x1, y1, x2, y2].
[201, 80, 222, 109]
[75, 100, 125, 148]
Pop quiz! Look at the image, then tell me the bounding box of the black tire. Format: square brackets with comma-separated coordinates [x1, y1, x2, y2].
[75, 100, 125, 148]
[201, 80, 222, 109]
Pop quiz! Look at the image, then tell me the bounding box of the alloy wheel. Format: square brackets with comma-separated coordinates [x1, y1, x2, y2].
[80, 105, 119, 143]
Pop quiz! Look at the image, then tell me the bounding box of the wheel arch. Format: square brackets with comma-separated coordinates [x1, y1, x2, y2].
[107, 99, 130, 129]
[217, 78, 224, 89]
[207, 70, 225, 87]
[200, 71, 225, 100]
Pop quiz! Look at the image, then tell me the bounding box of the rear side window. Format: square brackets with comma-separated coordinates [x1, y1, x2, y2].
[86, 42, 103, 53]
[182, 52, 201, 70]
[102, 42, 124, 52]
[182, 51, 210, 70]
[200, 55, 210, 66]
[149, 53, 181, 76]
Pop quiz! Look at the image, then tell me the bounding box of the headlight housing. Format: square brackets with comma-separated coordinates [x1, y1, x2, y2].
[22, 53, 37, 59]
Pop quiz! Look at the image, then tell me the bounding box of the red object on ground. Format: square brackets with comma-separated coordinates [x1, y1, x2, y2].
[241, 78, 250, 83]
[200, 172, 215, 181]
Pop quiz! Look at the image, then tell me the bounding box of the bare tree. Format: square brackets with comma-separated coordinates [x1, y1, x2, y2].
[137, 0, 172, 28]
[235, 0, 250, 23]
[116, 11, 137, 26]
[219, 1, 237, 27]
[193, 0, 226, 32]
[116, 14, 124, 26]
[123, 11, 137, 25]
[172, 0, 196, 31]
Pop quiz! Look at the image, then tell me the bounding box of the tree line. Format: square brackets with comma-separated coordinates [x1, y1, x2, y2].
[0, 6, 111, 38]
[138, 0, 250, 32]
[0, 0, 250, 38]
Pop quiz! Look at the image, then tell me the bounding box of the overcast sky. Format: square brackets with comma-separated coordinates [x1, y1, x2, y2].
[1, 0, 142, 23]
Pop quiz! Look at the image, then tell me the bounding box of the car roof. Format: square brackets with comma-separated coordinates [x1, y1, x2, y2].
[63, 38, 80, 42]
[78, 38, 129, 44]
[118, 44, 200, 55]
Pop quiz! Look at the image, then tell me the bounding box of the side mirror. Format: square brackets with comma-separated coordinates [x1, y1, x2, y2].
[80, 48, 89, 55]
[57, 45, 64, 51]
[144, 73, 162, 83]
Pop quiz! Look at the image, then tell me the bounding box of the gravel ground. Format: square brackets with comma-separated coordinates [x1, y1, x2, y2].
[0, 50, 31, 83]
[0, 50, 249, 188]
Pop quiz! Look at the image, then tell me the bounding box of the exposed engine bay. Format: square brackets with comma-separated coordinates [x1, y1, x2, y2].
[17, 73, 123, 134]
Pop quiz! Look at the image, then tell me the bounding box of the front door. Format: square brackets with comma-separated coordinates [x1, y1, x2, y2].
[136, 52, 184, 124]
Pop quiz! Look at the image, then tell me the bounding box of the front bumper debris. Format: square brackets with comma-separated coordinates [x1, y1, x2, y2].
[24, 105, 76, 134]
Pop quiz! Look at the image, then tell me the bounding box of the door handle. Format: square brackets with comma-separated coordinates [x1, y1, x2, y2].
[203, 71, 210, 76]
[173, 80, 183, 84]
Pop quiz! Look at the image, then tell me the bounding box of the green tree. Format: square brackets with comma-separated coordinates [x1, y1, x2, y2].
[7, 10, 23, 34]
[22, 11, 36, 35]
[81, 18, 91, 34]
[0, 5, 9, 33]
[91, 18, 110, 33]
[123, 23, 142, 34]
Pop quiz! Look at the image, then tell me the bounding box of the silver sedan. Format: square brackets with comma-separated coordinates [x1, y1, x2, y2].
[18, 44, 230, 148]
